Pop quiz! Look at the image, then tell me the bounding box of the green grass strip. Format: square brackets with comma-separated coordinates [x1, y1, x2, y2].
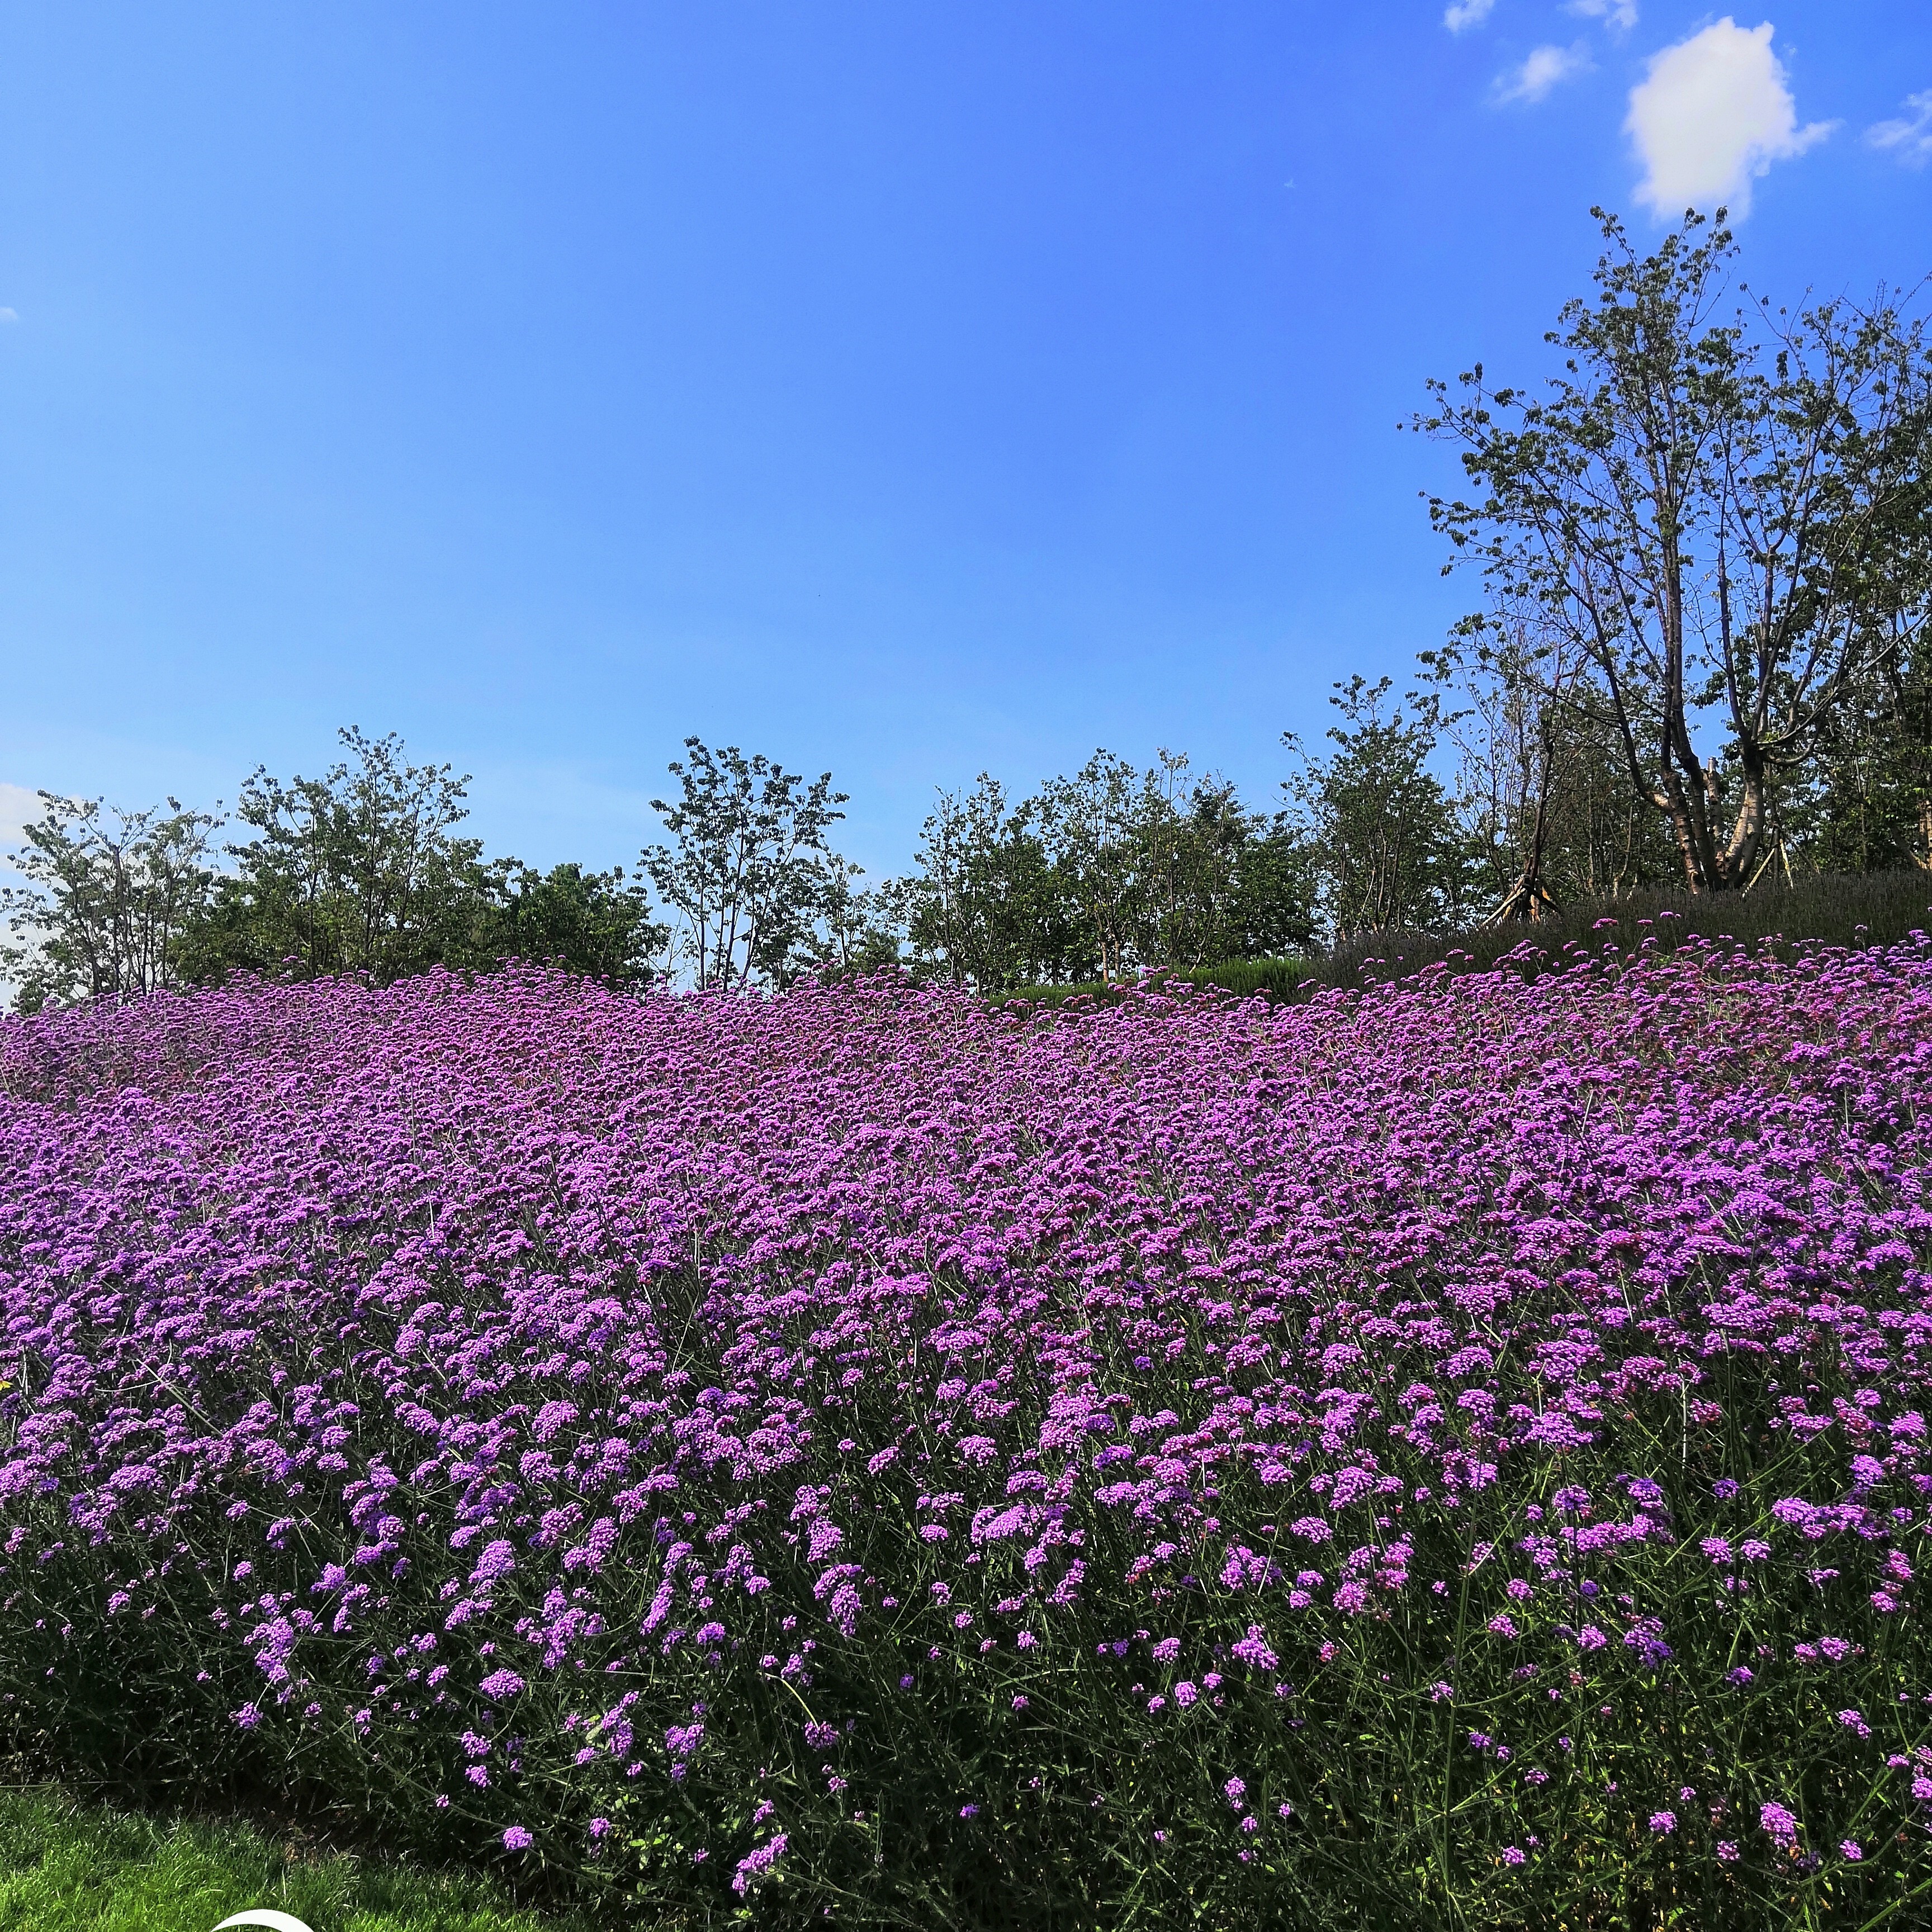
[0, 1786, 588, 1932]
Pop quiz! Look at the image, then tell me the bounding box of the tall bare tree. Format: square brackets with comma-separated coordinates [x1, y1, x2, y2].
[1429, 614, 1675, 921]
[1419, 209, 1932, 893]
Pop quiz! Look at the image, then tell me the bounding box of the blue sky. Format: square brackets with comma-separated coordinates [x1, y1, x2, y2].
[2, 3, 1928, 882]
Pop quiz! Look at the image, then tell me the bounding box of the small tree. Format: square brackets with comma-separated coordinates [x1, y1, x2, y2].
[813, 856, 905, 975]
[1120, 755, 1238, 971]
[642, 740, 849, 991]
[1033, 752, 1146, 983]
[1420, 209, 1932, 893]
[1, 796, 222, 1012]
[1224, 815, 1320, 961]
[1121, 753, 1315, 969]
[899, 778, 1073, 991]
[1284, 677, 1467, 944]
[1439, 621, 1566, 924]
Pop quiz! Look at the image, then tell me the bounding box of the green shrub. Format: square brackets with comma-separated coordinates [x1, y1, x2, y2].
[1319, 870, 1932, 992]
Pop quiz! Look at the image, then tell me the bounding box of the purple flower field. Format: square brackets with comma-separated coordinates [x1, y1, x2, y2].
[2, 942, 1930, 1926]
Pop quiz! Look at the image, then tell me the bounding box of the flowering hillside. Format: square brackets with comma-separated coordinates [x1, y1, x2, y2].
[1, 946, 1929, 1928]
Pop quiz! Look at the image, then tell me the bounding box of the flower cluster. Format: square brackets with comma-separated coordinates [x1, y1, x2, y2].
[1, 937, 1929, 1922]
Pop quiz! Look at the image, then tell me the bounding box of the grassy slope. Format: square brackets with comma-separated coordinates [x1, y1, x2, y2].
[0, 1787, 589, 1932]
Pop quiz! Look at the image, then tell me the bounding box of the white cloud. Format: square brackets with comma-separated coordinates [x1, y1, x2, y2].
[1445, 0, 1496, 32]
[1569, 0, 1637, 30]
[1497, 44, 1592, 105]
[0, 783, 45, 846]
[1627, 20, 1834, 217]
[1868, 91, 1932, 167]
[0, 309, 17, 324]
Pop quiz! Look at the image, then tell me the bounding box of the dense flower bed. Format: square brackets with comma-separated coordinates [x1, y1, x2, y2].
[2, 945, 1930, 1927]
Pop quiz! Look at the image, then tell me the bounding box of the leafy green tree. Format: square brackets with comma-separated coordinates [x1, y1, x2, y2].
[481, 860, 667, 990]
[1, 795, 222, 1013]
[181, 728, 491, 983]
[901, 756, 1314, 990]
[641, 740, 850, 991]
[1770, 633, 1931, 875]
[174, 728, 667, 989]
[1420, 209, 1932, 894]
[1129, 761, 1240, 967]
[898, 777, 1076, 990]
[1284, 677, 1467, 944]
[1224, 817, 1320, 959]
[1114, 753, 1315, 969]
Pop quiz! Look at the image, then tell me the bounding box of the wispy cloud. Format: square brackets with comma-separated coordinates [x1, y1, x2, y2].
[0, 309, 17, 325]
[0, 783, 46, 847]
[1444, 0, 1497, 33]
[1627, 18, 1833, 217]
[1569, 0, 1637, 31]
[1868, 91, 1932, 167]
[1497, 44, 1591, 106]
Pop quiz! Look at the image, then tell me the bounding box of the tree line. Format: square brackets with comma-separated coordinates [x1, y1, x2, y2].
[6, 209, 1930, 1010]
